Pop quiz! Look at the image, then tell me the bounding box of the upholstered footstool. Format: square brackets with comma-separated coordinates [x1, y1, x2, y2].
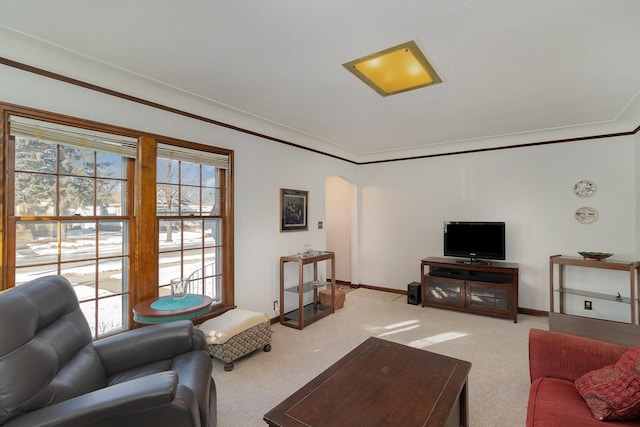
[197, 308, 272, 371]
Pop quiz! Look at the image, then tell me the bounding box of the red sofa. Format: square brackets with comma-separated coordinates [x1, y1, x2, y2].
[527, 328, 638, 426]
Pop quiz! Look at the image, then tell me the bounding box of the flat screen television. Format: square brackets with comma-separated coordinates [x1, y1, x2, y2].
[443, 221, 506, 264]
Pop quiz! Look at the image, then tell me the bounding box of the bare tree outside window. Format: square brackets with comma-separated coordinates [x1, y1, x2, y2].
[12, 132, 130, 339]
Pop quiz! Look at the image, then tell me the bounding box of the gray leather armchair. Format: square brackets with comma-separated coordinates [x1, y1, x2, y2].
[0, 275, 216, 427]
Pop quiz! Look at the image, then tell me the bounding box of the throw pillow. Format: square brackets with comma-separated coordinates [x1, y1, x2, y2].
[575, 346, 640, 421]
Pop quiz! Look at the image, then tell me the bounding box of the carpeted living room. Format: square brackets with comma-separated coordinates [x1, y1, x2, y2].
[1, 2, 640, 427]
[213, 288, 548, 426]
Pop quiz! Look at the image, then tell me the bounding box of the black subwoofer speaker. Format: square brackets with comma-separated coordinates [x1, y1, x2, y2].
[407, 282, 421, 305]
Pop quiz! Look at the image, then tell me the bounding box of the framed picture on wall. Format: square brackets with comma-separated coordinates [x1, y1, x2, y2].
[280, 188, 308, 232]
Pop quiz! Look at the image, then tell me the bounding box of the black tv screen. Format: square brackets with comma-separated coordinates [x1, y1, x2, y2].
[443, 221, 506, 262]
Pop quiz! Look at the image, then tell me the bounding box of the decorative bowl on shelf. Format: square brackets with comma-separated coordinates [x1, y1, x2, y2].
[578, 251, 613, 261]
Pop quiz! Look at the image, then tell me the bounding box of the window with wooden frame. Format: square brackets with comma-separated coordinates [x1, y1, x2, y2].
[1, 106, 234, 338]
[156, 143, 229, 300]
[7, 115, 135, 338]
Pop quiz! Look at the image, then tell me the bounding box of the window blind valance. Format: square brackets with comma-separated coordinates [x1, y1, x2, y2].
[157, 143, 229, 169]
[9, 116, 138, 158]
[9, 116, 230, 169]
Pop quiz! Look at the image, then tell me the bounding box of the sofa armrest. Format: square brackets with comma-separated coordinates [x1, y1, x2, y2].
[94, 320, 204, 375]
[3, 372, 197, 427]
[528, 328, 629, 383]
[192, 326, 208, 350]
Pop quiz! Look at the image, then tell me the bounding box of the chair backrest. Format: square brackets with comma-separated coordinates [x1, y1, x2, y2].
[0, 276, 107, 425]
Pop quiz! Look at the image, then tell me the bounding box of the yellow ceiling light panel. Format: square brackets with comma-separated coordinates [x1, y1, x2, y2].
[343, 40, 442, 97]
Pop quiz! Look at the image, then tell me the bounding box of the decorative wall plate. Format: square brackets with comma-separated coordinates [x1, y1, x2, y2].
[575, 206, 599, 224]
[573, 180, 597, 198]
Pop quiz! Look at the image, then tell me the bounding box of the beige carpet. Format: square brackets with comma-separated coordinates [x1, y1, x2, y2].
[211, 292, 548, 426]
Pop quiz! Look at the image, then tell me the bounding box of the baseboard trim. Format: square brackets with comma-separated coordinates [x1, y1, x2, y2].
[331, 279, 356, 288]
[355, 286, 552, 318]
[268, 281, 549, 324]
[357, 284, 406, 295]
[518, 307, 548, 317]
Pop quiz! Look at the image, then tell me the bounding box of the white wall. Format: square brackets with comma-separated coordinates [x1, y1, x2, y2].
[233, 135, 356, 315]
[2, 62, 638, 317]
[357, 137, 637, 313]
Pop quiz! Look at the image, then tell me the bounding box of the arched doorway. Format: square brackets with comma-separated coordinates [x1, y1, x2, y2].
[325, 176, 354, 285]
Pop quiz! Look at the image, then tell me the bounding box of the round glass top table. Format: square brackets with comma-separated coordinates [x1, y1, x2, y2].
[133, 294, 213, 324]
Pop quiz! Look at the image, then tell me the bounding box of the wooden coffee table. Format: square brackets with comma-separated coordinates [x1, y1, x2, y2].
[264, 336, 471, 426]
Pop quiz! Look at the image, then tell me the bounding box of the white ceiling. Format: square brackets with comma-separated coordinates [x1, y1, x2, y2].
[1, 1, 640, 163]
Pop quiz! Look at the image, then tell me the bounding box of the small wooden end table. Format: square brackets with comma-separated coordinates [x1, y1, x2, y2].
[133, 294, 213, 324]
[264, 336, 471, 426]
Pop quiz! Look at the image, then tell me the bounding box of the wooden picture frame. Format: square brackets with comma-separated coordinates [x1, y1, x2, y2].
[280, 188, 308, 232]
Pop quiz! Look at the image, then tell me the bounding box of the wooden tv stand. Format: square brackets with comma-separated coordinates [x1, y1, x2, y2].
[421, 257, 519, 322]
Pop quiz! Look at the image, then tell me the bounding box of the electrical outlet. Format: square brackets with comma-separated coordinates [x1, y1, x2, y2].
[273, 300, 279, 312]
[584, 300, 592, 310]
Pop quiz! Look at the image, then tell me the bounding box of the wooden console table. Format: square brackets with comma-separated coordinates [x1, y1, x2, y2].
[280, 251, 335, 330]
[550, 254, 640, 324]
[421, 257, 519, 322]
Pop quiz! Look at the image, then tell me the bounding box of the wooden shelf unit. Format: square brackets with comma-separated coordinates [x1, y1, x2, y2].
[549, 254, 640, 325]
[279, 251, 335, 330]
[421, 257, 519, 322]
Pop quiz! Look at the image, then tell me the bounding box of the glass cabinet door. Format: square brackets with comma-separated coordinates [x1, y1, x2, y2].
[425, 277, 465, 307]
